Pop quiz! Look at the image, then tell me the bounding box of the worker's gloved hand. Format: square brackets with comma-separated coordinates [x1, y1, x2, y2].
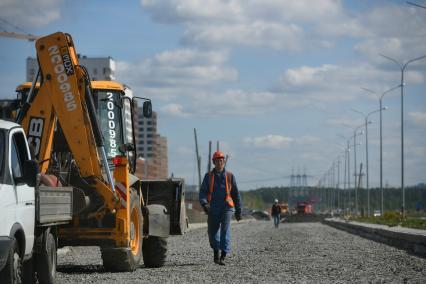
[202, 204, 210, 215]
[235, 210, 242, 221]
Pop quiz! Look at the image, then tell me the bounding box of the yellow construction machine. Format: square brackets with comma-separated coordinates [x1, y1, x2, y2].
[15, 32, 186, 272]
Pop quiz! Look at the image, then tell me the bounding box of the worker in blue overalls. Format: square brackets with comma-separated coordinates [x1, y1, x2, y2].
[199, 150, 242, 265]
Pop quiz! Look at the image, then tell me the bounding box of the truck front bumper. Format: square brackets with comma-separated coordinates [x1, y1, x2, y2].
[0, 236, 14, 271]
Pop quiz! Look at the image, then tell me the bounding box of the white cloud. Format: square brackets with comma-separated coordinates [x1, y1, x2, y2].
[182, 21, 308, 51]
[117, 45, 423, 118]
[141, 0, 350, 26]
[366, 5, 426, 39]
[187, 87, 322, 116]
[191, 89, 279, 114]
[160, 103, 189, 117]
[136, 0, 426, 123]
[355, 38, 426, 67]
[175, 146, 194, 156]
[283, 64, 338, 86]
[141, 0, 352, 51]
[280, 63, 424, 102]
[300, 152, 325, 162]
[140, 0, 243, 24]
[119, 52, 423, 118]
[296, 136, 322, 145]
[354, 5, 426, 62]
[116, 48, 311, 116]
[243, 134, 293, 149]
[408, 112, 426, 126]
[155, 89, 287, 117]
[140, 0, 426, 60]
[407, 146, 426, 158]
[0, 0, 62, 28]
[116, 48, 238, 97]
[326, 117, 362, 128]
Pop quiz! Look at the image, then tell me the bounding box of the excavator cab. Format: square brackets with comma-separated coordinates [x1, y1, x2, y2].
[90, 81, 152, 174]
[92, 86, 125, 159]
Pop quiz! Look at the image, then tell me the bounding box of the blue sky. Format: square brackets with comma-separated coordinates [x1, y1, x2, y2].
[0, 0, 425, 190]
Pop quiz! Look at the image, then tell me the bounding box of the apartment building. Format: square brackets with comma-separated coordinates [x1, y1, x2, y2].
[134, 109, 168, 179]
[26, 55, 115, 82]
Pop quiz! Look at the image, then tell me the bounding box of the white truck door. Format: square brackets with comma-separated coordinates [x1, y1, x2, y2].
[0, 130, 16, 237]
[9, 129, 35, 256]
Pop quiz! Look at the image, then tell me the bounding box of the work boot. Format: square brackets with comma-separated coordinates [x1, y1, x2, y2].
[213, 250, 220, 264]
[219, 251, 226, 266]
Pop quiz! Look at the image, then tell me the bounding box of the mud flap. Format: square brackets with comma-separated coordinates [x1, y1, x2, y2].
[143, 205, 170, 238]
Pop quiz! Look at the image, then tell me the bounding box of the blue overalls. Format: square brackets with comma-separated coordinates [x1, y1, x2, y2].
[199, 169, 241, 253]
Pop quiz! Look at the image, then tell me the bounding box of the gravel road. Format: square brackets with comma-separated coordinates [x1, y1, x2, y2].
[56, 220, 426, 283]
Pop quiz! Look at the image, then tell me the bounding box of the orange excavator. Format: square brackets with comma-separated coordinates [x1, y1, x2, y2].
[14, 31, 186, 275]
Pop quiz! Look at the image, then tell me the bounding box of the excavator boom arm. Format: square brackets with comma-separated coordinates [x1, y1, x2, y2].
[19, 32, 117, 210]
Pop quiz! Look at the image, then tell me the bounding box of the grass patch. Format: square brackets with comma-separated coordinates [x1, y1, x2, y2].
[349, 211, 426, 230]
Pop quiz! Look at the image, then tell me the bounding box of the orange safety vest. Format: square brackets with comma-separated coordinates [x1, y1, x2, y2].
[207, 171, 235, 207]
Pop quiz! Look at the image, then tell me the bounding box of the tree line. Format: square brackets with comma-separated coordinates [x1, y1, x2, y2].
[241, 184, 426, 213]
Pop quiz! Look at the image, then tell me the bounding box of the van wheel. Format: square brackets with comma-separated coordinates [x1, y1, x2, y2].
[35, 232, 56, 284]
[22, 258, 36, 284]
[142, 236, 167, 268]
[0, 238, 22, 284]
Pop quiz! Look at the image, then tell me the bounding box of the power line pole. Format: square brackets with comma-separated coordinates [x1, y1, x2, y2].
[193, 128, 202, 191]
[207, 141, 212, 173]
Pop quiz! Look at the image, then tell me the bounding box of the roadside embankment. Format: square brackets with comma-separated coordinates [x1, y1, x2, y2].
[323, 217, 426, 257]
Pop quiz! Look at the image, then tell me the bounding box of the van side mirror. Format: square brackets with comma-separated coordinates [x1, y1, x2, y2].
[15, 160, 39, 187]
[143, 101, 152, 118]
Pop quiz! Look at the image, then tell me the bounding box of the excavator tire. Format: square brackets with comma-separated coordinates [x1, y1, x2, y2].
[101, 190, 143, 272]
[142, 236, 168, 268]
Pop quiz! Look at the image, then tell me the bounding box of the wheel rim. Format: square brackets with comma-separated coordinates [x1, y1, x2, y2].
[13, 252, 22, 283]
[50, 239, 56, 279]
[130, 207, 140, 255]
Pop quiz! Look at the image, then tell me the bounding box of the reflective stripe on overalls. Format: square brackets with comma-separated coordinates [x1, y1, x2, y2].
[207, 171, 235, 207]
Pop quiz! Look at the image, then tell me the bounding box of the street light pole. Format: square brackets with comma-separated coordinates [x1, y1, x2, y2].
[338, 135, 350, 214]
[337, 156, 341, 212]
[330, 164, 333, 212]
[380, 53, 426, 217]
[352, 108, 385, 216]
[347, 143, 351, 213]
[353, 124, 364, 215]
[333, 161, 336, 212]
[346, 140, 361, 214]
[362, 85, 400, 215]
[339, 133, 361, 214]
[343, 149, 347, 213]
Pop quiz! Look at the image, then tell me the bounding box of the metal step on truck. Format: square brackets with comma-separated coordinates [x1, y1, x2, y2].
[0, 119, 73, 283]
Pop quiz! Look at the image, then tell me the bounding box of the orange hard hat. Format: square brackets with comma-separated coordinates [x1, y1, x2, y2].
[212, 150, 225, 161]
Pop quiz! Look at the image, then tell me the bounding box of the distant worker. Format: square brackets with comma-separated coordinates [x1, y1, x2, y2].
[199, 150, 242, 265]
[271, 199, 282, 228]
